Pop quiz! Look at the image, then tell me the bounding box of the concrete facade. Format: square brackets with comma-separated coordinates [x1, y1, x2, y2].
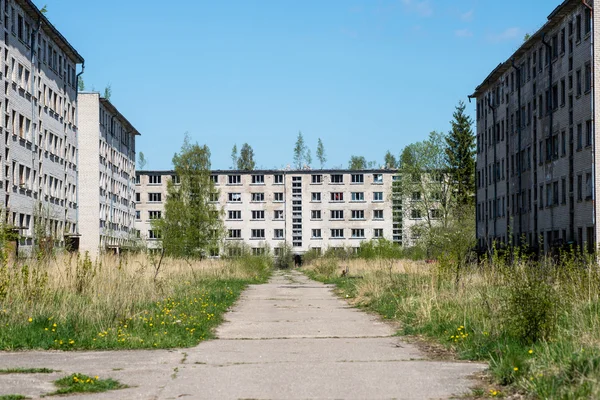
[135, 170, 402, 255]
[0, 0, 83, 251]
[78, 92, 138, 256]
[472, 0, 599, 253]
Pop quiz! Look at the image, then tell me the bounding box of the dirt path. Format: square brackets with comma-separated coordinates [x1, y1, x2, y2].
[0, 270, 485, 399]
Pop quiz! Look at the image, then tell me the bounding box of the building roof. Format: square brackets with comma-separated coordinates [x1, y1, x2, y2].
[137, 169, 398, 175]
[17, 0, 84, 64]
[471, 0, 582, 98]
[98, 96, 141, 136]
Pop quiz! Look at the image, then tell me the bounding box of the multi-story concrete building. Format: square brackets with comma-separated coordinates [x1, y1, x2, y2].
[0, 0, 83, 250]
[472, 0, 599, 253]
[78, 92, 139, 256]
[135, 169, 402, 255]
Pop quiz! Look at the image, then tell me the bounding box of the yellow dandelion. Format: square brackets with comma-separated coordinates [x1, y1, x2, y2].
[528, 349, 533, 354]
[514, 367, 519, 371]
[28, 317, 33, 323]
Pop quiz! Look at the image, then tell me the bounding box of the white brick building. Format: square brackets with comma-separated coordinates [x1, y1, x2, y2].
[472, 0, 599, 253]
[135, 170, 402, 255]
[78, 92, 139, 256]
[0, 0, 83, 251]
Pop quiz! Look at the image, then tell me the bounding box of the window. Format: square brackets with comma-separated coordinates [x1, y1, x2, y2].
[351, 229, 365, 238]
[351, 192, 364, 201]
[172, 175, 181, 184]
[330, 229, 344, 238]
[374, 229, 384, 238]
[330, 210, 344, 220]
[148, 211, 161, 220]
[431, 209, 442, 219]
[274, 192, 283, 202]
[274, 210, 284, 220]
[373, 174, 383, 184]
[209, 192, 219, 202]
[148, 230, 161, 239]
[148, 193, 161, 202]
[373, 210, 383, 220]
[228, 210, 241, 220]
[311, 210, 322, 220]
[311, 229, 322, 239]
[274, 229, 284, 239]
[577, 124, 583, 150]
[251, 192, 265, 202]
[311, 174, 322, 184]
[586, 120, 592, 147]
[351, 210, 365, 220]
[252, 174, 264, 184]
[209, 175, 218, 184]
[149, 175, 161, 184]
[584, 8, 591, 35]
[274, 174, 283, 184]
[373, 192, 383, 202]
[228, 175, 241, 185]
[228, 229, 242, 239]
[586, 173, 592, 199]
[311, 192, 321, 202]
[251, 210, 265, 220]
[412, 191, 421, 201]
[331, 192, 344, 202]
[330, 174, 343, 183]
[252, 248, 266, 256]
[251, 229, 265, 239]
[228, 192, 242, 202]
[135, 193, 141, 202]
[562, 178, 567, 204]
[578, 174, 583, 201]
[576, 69, 582, 96]
[135, 210, 141, 220]
[351, 174, 364, 183]
[411, 209, 422, 219]
[585, 63, 591, 93]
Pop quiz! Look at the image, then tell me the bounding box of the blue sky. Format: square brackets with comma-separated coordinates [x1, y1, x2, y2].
[36, 0, 556, 170]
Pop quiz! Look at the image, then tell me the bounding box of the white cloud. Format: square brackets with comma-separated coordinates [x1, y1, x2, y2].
[455, 28, 473, 38]
[460, 9, 474, 22]
[488, 27, 521, 43]
[401, 0, 433, 17]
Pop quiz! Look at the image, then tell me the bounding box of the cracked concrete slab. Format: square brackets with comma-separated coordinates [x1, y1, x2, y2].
[0, 270, 486, 399]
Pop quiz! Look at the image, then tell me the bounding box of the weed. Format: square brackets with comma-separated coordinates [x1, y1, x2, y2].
[0, 367, 55, 374]
[0, 395, 29, 400]
[46, 373, 126, 396]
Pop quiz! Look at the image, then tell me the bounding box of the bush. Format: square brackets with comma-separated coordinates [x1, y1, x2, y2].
[274, 244, 293, 269]
[313, 258, 338, 278]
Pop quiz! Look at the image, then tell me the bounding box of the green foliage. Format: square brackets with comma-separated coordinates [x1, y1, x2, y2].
[293, 131, 308, 169]
[137, 152, 147, 170]
[153, 134, 224, 258]
[316, 138, 326, 169]
[0, 367, 55, 374]
[274, 243, 294, 269]
[75, 252, 96, 295]
[384, 150, 397, 169]
[103, 84, 112, 101]
[237, 143, 256, 171]
[77, 76, 84, 92]
[40, 5, 48, 14]
[348, 155, 367, 170]
[356, 239, 403, 260]
[445, 101, 475, 206]
[230, 144, 238, 169]
[313, 257, 338, 278]
[0, 395, 28, 400]
[48, 373, 126, 396]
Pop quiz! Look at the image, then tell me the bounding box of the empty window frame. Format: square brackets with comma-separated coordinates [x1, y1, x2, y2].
[373, 210, 384, 220]
[252, 174, 265, 184]
[228, 175, 241, 185]
[330, 229, 344, 238]
[351, 192, 364, 201]
[374, 228, 384, 238]
[330, 192, 344, 202]
[274, 192, 284, 202]
[251, 229, 265, 239]
[373, 192, 384, 201]
[273, 174, 284, 184]
[228, 229, 242, 239]
[274, 229, 284, 239]
[351, 174, 364, 184]
[251, 192, 265, 202]
[330, 210, 344, 220]
[273, 210, 284, 220]
[228, 210, 242, 220]
[311, 174, 322, 184]
[351, 210, 365, 220]
[311, 210, 322, 220]
[311, 192, 321, 202]
[311, 229, 322, 239]
[330, 174, 343, 183]
[148, 193, 161, 202]
[251, 210, 265, 220]
[228, 192, 242, 202]
[148, 210, 162, 219]
[351, 229, 365, 238]
[148, 175, 162, 184]
[373, 174, 383, 184]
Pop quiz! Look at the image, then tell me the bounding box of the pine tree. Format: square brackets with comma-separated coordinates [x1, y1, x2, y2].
[237, 143, 256, 171]
[445, 101, 475, 206]
[316, 138, 326, 169]
[384, 150, 397, 169]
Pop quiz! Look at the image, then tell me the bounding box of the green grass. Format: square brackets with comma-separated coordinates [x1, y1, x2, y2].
[304, 256, 600, 399]
[0, 368, 55, 374]
[0, 277, 262, 350]
[0, 395, 29, 400]
[46, 373, 125, 396]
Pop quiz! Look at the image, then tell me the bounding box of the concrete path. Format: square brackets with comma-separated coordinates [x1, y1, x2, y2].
[0, 270, 486, 399]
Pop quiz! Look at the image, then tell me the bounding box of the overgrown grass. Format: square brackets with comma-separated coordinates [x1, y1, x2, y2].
[304, 251, 600, 399]
[0, 252, 272, 350]
[0, 395, 29, 400]
[46, 373, 126, 396]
